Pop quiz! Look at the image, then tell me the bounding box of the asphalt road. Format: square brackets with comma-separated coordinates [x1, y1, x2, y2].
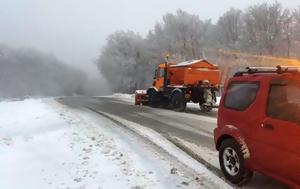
[58, 96, 288, 189]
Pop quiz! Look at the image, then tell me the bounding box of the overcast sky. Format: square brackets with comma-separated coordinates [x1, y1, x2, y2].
[0, 0, 299, 76]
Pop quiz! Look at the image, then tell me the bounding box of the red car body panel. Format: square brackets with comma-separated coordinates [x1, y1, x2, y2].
[214, 73, 300, 188]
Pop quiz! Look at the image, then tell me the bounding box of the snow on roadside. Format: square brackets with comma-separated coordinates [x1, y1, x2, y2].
[0, 99, 83, 189]
[0, 98, 226, 189]
[172, 137, 220, 169]
[111, 93, 135, 103]
[0, 99, 136, 189]
[94, 111, 231, 189]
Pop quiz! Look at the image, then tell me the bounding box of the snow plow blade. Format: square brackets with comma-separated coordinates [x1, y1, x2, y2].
[135, 90, 149, 105]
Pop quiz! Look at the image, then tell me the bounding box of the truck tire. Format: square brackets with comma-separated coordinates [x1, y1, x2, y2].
[147, 89, 158, 108]
[199, 103, 212, 112]
[171, 92, 186, 112]
[219, 138, 253, 185]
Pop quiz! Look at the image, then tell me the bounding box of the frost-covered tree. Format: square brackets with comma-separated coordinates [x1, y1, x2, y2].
[96, 31, 153, 93]
[150, 9, 211, 60]
[280, 9, 293, 57]
[242, 2, 287, 55]
[292, 6, 300, 58]
[217, 8, 242, 49]
[294, 6, 300, 25]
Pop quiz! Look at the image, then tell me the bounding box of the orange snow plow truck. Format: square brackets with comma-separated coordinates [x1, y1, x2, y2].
[135, 58, 221, 112]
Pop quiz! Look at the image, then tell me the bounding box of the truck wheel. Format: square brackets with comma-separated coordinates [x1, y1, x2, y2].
[147, 89, 158, 108]
[199, 104, 212, 112]
[219, 139, 253, 185]
[171, 92, 186, 112]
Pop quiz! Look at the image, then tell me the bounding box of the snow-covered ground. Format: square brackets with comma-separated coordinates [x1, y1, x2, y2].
[0, 99, 230, 189]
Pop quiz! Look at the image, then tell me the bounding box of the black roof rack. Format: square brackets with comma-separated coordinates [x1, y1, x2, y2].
[234, 65, 300, 77]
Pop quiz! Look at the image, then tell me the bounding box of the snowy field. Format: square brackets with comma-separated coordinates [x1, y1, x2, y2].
[0, 98, 230, 189]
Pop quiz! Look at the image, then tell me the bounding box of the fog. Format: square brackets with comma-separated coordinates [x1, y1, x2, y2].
[0, 44, 111, 98]
[0, 0, 299, 98]
[1, 0, 298, 70]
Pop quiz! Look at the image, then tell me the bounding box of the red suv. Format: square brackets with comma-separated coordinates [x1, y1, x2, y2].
[214, 66, 300, 188]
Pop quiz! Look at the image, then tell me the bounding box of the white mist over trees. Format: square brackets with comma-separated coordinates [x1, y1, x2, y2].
[97, 2, 300, 93]
[242, 3, 289, 55]
[0, 44, 101, 98]
[217, 8, 242, 50]
[97, 31, 153, 93]
[150, 9, 211, 60]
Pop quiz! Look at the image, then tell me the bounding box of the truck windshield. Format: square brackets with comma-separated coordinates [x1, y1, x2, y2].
[159, 68, 165, 78]
[267, 80, 300, 124]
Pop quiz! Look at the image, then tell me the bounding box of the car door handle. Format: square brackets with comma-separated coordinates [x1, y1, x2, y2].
[261, 123, 274, 130]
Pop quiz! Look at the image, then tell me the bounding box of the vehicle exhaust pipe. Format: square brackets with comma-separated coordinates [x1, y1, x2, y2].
[163, 55, 169, 93]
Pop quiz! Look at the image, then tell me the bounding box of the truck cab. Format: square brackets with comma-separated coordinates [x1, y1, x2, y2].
[152, 63, 172, 91]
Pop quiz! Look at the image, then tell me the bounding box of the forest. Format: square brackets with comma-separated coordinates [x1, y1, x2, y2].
[97, 2, 300, 93]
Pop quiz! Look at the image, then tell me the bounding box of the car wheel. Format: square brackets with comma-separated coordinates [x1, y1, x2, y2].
[219, 138, 253, 185]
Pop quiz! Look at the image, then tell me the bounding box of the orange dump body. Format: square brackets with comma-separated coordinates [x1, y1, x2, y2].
[168, 59, 220, 86]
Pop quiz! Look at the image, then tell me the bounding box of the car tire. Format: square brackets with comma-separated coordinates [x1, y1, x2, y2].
[219, 138, 253, 185]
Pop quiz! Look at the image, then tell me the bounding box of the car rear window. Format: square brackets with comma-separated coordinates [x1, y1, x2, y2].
[224, 82, 259, 111]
